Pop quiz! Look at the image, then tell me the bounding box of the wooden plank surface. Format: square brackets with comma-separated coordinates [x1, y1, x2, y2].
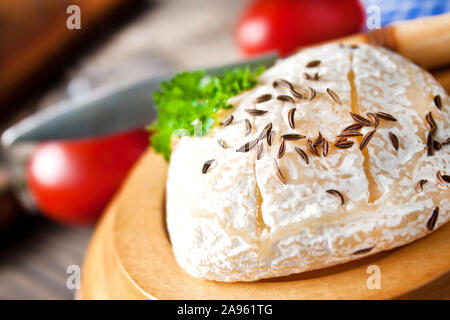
[0, 217, 92, 299]
[3, 0, 242, 129]
[0, 0, 132, 116]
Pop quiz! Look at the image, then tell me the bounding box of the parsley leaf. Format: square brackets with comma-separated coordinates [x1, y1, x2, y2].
[149, 66, 264, 160]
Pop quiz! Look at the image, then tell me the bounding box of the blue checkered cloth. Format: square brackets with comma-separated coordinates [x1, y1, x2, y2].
[362, 0, 450, 26]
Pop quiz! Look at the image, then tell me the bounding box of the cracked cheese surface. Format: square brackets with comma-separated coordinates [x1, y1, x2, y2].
[166, 44, 449, 282]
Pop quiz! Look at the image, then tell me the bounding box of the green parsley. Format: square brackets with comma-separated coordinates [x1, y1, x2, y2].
[149, 66, 264, 160]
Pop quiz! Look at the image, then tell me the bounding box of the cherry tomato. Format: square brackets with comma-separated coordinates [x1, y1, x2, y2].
[235, 0, 365, 56]
[26, 129, 149, 225]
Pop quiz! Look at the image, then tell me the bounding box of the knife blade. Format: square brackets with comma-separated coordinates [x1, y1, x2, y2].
[1, 53, 278, 148]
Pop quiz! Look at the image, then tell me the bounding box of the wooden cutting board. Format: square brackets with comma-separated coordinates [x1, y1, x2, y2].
[80, 150, 450, 299]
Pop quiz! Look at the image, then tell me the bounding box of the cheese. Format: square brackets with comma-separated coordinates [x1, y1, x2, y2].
[166, 43, 449, 282]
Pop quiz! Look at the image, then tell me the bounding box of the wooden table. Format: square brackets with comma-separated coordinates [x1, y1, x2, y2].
[0, 216, 92, 299]
[0, 0, 243, 299]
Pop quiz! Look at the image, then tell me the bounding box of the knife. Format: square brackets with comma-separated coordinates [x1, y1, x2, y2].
[0, 54, 279, 214]
[1, 53, 278, 148]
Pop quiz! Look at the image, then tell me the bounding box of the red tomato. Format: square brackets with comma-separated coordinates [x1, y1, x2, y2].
[26, 129, 149, 225]
[235, 0, 365, 56]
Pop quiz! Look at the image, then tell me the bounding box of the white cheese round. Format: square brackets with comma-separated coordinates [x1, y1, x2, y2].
[166, 43, 449, 282]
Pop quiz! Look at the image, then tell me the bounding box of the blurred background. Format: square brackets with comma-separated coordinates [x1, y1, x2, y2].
[0, 0, 448, 299]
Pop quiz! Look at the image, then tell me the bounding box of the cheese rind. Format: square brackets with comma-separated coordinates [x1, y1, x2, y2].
[166, 44, 449, 282]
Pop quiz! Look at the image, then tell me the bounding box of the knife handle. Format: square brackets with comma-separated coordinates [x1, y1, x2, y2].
[308, 13, 450, 70]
